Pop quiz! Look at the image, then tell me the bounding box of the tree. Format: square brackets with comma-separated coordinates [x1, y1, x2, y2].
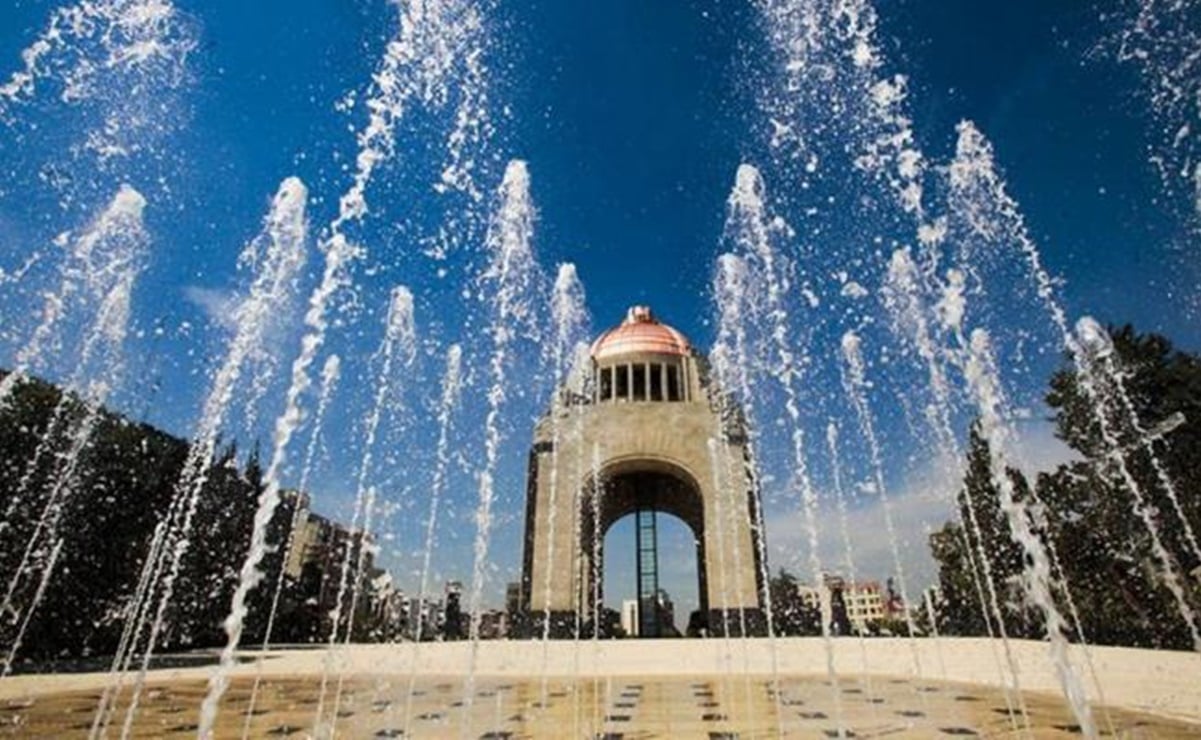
[768, 569, 821, 636]
[0, 372, 186, 662]
[0, 371, 294, 664]
[929, 426, 1036, 639]
[929, 324, 1201, 650]
[168, 441, 262, 650]
[1039, 324, 1201, 648]
[929, 521, 986, 636]
[444, 590, 464, 640]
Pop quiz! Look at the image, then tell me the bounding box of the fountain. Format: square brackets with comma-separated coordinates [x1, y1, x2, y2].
[0, 0, 1199, 738]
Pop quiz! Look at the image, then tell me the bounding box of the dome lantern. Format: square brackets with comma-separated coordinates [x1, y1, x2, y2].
[590, 305, 691, 361]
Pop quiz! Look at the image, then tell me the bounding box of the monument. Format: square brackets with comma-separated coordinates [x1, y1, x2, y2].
[518, 306, 769, 637]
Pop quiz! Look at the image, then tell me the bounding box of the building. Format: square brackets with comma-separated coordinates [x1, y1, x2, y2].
[281, 489, 317, 580]
[519, 306, 768, 638]
[275, 489, 391, 641]
[368, 573, 406, 642]
[620, 599, 639, 637]
[796, 583, 822, 612]
[843, 580, 887, 626]
[505, 582, 522, 615]
[405, 595, 443, 641]
[477, 609, 509, 640]
[798, 575, 893, 633]
[444, 580, 465, 639]
[654, 588, 678, 637]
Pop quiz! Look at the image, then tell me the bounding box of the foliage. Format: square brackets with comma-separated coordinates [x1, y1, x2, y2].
[0, 371, 315, 665]
[768, 568, 822, 636]
[930, 428, 1039, 639]
[929, 325, 1201, 649]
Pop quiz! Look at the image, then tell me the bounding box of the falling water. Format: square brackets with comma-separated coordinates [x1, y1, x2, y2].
[750, 8, 1021, 709]
[882, 247, 1029, 725]
[709, 255, 756, 644]
[0, 185, 147, 558]
[754, 0, 928, 221]
[1071, 318, 1201, 647]
[1, 539, 62, 679]
[308, 286, 416, 738]
[0, 187, 146, 674]
[750, 2, 1073, 720]
[565, 341, 591, 739]
[881, 249, 958, 456]
[724, 163, 847, 730]
[0, 186, 149, 414]
[425, 1, 494, 266]
[1, 403, 96, 619]
[462, 160, 542, 723]
[709, 252, 785, 736]
[0, 0, 191, 105]
[0, 190, 146, 546]
[194, 11, 432, 714]
[0, 0, 195, 168]
[84, 178, 305, 737]
[962, 329, 1097, 738]
[705, 258, 759, 700]
[940, 256, 1124, 731]
[0, 269, 70, 414]
[1114, 0, 1201, 221]
[1076, 316, 1201, 568]
[839, 332, 923, 674]
[0, 276, 137, 640]
[752, 10, 970, 695]
[401, 343, 462, 730]
[3, 6, 189, 690]
[538, 263, 590, 702]
[243, 353, 342, 736]
[329, 321, 417, 734]
[0, 2, 1196, 738]
[823, 424, 875, 699]
[328, 0, 491, 234]
[199, 0, 495, 730]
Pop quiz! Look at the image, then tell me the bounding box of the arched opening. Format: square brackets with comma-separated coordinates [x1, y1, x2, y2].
[579, 459, 709, 637]
[604, 512, 700, 636]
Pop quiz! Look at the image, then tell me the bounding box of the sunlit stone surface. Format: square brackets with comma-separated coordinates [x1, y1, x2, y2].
[2, 639, 1198, 737]
[5, 674, 1195, 738]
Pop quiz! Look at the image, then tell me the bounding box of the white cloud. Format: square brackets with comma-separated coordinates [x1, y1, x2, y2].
[764, 419, 1077, 595]
[1009, 416, 1079, 473]
[182, 285, 241, 332]
[840, 280, 869, 299]
[765, 463, 956, 593]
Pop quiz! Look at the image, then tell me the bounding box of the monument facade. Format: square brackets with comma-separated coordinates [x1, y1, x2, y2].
[519, 306, 768, 637]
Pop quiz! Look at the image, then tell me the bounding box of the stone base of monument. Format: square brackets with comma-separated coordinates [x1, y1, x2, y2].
[1, 638, 1197, 737]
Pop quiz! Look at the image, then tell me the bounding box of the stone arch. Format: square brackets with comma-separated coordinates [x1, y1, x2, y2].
[578, 456, 710, 627]
[518, 306, 767, 638]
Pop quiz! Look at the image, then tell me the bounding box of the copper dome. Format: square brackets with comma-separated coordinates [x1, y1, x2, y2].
[590, 306, 691, 361]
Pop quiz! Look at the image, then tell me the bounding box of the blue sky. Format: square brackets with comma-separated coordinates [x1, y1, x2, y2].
[1, 0, 1198, 628]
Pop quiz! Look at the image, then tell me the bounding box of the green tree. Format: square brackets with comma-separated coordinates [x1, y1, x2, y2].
[929, 427, 1036, 638]
[0, 372, 185, 662]
[929, 521, 987, 636]
[929, 325, 1201, 650]
[1039, 324, 1201, 648]
[168, 441, 262, 650]
[768, 569, 821, 636]
[0, 370, 301, 664]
